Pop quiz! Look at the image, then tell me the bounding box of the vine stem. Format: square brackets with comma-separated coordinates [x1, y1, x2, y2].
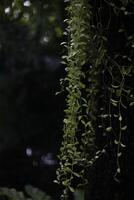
[114, 76, 125, 180]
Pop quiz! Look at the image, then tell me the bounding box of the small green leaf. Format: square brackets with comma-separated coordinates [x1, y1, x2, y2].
[53, 180, 59, 184]
[121, 125, 127, 130]
[117, 168, 121, 173]
[129, 102, 134, 106]
[106, 127, 112, 132]
[119, 115, 122, 121]
[60, 42, 67, 46]
[96, 150, 101, 155]
[73, 172, 81, 178]
[64, 119, 70, 124]
[101, 114, 110, 118]
[95, 155, 99, 159]
[64, 19, 69, 23]
[111, 102, 118, 107]
[111, 84, 120, 88]
[111, 99, 118, 103]
[102, 149, 106, 153]
[69, 186, 75, 193]
[117, 152, 122, 157]
[114, 114, 119, 118]
[114, 140, 119, 144]
[120, 143, 126, 148]
[62, 180, 69, 186]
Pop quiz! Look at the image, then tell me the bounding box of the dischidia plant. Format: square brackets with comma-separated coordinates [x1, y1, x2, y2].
[56, 0, 134, 199]
[56, 0, 105, 199]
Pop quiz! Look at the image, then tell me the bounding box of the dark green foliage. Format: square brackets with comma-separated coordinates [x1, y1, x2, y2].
[56, 0, 134, 199]
[56, 0, 105, 198]
[0, 185, 52, 200]
[56, 0, 93, 197]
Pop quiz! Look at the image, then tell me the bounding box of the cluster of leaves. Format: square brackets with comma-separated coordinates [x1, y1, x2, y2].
[55, 0, 107, 199]
[56, 0, 134, 199]
[56, 0, 94, 199]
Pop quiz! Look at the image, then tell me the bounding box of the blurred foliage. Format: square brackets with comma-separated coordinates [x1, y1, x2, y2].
[0, 0, 64, 153]
[0, 185, 52, 200]
[0, 186, 85, 200]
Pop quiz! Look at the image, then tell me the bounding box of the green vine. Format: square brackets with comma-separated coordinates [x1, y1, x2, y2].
[56, 0, 134, 199]
[56, 0, 96, 199]
[97, 0, 134, 180]
[56, 0, 108, 199]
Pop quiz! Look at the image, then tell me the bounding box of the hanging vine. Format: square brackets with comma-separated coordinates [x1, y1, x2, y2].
[55, 0, 107, 199]
[55, 0, 95, 199]
[56, 0, 134, 199]
[94, 0, 134, 180]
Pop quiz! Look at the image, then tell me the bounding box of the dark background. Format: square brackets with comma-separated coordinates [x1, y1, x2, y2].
[0, 1, 65, 199]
